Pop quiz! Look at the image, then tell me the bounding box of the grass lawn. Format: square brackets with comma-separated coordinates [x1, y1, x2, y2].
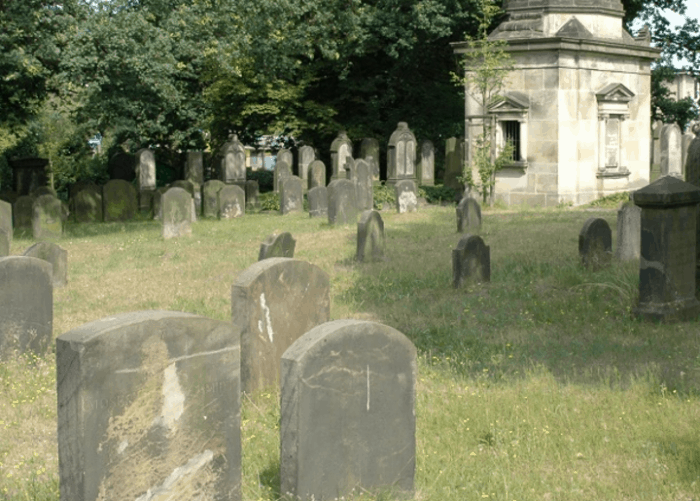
[1, 202, 700, 500]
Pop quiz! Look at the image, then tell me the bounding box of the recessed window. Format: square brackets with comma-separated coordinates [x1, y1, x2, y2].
[503, 120, 522, 162]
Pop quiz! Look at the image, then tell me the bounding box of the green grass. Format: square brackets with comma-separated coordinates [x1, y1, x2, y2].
[2, 204, 700, 500]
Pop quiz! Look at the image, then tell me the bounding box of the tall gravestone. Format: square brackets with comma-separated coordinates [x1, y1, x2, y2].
[74, 186, 103, 223]
[298, 146, 315, 185]
[218, 184, 246, 219]
[634, 176, 700, 321]
[395, 179, 418, 213]
[170, 180, 198, 221]
[0, 256, 52, 357]
[650, 120, 663, 182]
[33, 194, 66, 240]
[457, 196, 482, 233]
[151, 187, 170, 220]
[307, 186, 328, 218]
[275, 150, 294, 192]
[231, 258, 330, 393]
[162, 187, 194, 238]
[682, 132, 694, 179]
[686, 135, 700, 189]
[13, 195, 34, 235]
[356, 210, 385, 262]
[258, 232, 296, 260]
[579, 218, 612, 271]
[360, 138, 381, 184]
[280, 319, 416, 501]
[616, 200, 641, 261]
[56, 311, 241, 501]
[660, 124, 683, 178]
[452, 235, 491, 288]
[330, 131, 353, 181]
[418, 140, 435, 186]
[220, 134, 247, 185]
[387, 122, 417, 187]
[185, 151, 204, 215]
[280, 176, 303, 215]
[135, 148, 156, 211]
[0, 199, 13, 243]
[202, 180, 226, 218]
[327, 179, 359, 225]
[354, 159, 374, 211]
[443, 137, 464, 194]
[23, 242, 67, 287]
[307, 160, 326, 190]
[103, 180, 137, 222]
[245, 180, 259, 210]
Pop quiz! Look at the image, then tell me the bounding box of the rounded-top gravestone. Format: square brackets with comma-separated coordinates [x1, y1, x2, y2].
[102, 179, 137, 222]
[452, 234, 491, 288]
[161, 187, 194, 239]
[456, 196, 481, 233]
[258, 232, 296, 261]
[33, 194, 66, 240]
[23, 241, 68, 287]
[356, 210, 385, 262]
[579, 217, 612, 271]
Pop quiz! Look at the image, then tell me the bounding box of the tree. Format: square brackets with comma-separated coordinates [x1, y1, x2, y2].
[650, 65, 699, 130]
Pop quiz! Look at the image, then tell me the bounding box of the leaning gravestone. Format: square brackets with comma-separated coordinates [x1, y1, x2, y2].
[102, 179, 137, 222]
[218, 184, 245, 219]
[308, 160, 326, 190]
[660, 124, 683, 178]
[0, 230, 9, 257]
[73, 186, 103, 223]
[327, 179, 359, 225]
[354, 159, 374, 211]
[231, 258, 330, 393]
[456, 196, 482, 233]
[418, 140, 435, 186]
[202, 180, 226, 218]
[33, 194, 66, 240]
[23, 242, 67, 287]
[56, 311, 241, 501]
[307, 186, 328, 218]
[13, 195, 34, 236]
[356, 210, 385, 262]
[395, 179, 418, 213]
[0, 199, 13, 242]
[579, 217, 612, 271]
[162, 187, 194, 239]
[452, 235, 491, 288]
[258, 232, 296, 261]
[616, 200, 641, 261]
[0, 256, 52, 358]
[280, 319, 416, 501]
[280, 176, 303, 215]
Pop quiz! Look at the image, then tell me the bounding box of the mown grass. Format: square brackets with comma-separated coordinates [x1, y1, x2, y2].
[2, 203, 700, 500]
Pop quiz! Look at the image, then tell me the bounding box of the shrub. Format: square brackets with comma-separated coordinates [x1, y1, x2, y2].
[247, 168, 273, 193]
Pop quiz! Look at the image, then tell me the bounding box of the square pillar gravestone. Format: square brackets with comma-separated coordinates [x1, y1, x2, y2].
[386, 122, 417, 187]
[634, 175, 700, 322]
[354, 159, 374, 211]
[660, 124, 683, 178]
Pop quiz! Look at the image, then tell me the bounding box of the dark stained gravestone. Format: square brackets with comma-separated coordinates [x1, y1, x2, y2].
[107, 152, 135, 181]
[395, 179, 418, 213]
[202, 180, 226, 218]
[245, 180, 259, 210]
[0, 256, 52, 358]
[56, 311, 241, 501]
[162, 187, 194, 239]
[327, 179, 358, 225]
[280, 319, 416, 501]
[0, 199, 13, 243]
[280, 176, 303, 215]
[102, 179, 137, 222]
[354, 159, 374, 211]
[23, 241, 68, 288]
[443, 137, 464, 194]
[258, 232, 296, 261]
[579, 217, 612, 271]
[356, 210, 385, 262]
[0, 229, 9, 257]
[73, 186, 103, 223]
[452, 235, 490, 288]
[307, 160, 327, 190]
[307, 186, 328, 218]
[13, 195, 34, 236]
[218, 184, 245, 219]
[616, 200, 641, 261]
[456, 196, 482, 233]
[231, 258, 330, 394]
[634, 176, 700, 321]
[33, 194, 66, 240]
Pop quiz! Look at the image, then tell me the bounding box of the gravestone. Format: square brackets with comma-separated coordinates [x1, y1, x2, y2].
[151, 187, 170, 220]
[162, 187, 194, 239]
[298, 146, 315, 184]
[685, 136, 700, 188]
[452, 235, 491, 288]
[0, 256, 52, 357]
[170, 180, 197, 221]
[360, 138, 381, 184]
[33, 194, 66, 240]
[354, 159, 374, 211]
[245, 180, 259, 210]
[330, 131, 353, 181]
[9, 157, 48, 195]
[56, 311, 241, 501]
[202, 180, 226, 218]
[650, 120, 663, 182]
[616, 200, 641, 261]
[327, 179, 359, 225]
[387, 122, 417, 186]
[218, 184, 245, 219]
[356, 210, 384, 262]
[275, 150, 294, 192]
[579, 217, 612, 271]
[0, 229, 8, 257]
[395, 179, 418, 213]
[220, 134, 246, 185]
[443, 137, 464, 194]
[308, 160, 326, 190]
[13, 195, 34, 235]
[108, 152, 135, 181]
[634, 176, 700, 321]
[103, 179, 137, 222]
[0, 199, 12, 242]
[660, 124, 683, 178]
[185, 151, 204, 185]
[418, 140, 435, 186]
[73, 185, 103, 223]
[682, 132, 694, 178]
[307, 186, 328, 218]
[23, 242, 67, 287]
[135, 148, 156, 190]
[280, 176, 303, 215]
[280, 319, 416, 501]
[258, 232, 296, 261]
[231, 258, 330, 393]
[344, 158, 356, 181]
[456, 196, 481, 233]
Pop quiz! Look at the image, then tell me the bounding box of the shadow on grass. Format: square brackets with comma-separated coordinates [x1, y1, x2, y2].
[258, 460, 281, 499]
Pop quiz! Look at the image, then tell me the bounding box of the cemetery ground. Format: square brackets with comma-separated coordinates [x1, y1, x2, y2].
[2, 202, 700, 501]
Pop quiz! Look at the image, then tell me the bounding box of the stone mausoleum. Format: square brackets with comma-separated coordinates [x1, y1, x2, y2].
[453, 0, 661, 206]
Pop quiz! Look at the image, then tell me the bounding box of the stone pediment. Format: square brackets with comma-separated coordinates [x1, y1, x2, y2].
[488, 92, 530, 113]
[596, 83, 635, 103]
[555, 17, 592, 39]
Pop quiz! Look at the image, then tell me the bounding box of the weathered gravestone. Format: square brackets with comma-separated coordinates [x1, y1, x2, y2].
[280, 176, 303, 215]
[280, 319, 416, 501]
[456, 196, 481, 233]
[360, 138, 381, 184]
[102, 179, 137, 222]
[682, 132, 694, 178]
[56, 311, 241, 501]
[307, 186, 328, 218]
[162, 187, 194, 239]
[650, 120, 663, 182]
[387, 122, 417, 186]
[170, 180, 197, 221]
[452, 235, 491, 288]
[275, 150, 294, 192]
[327, 179, 359, 225]
[73, 186, 103, 223]
[330, 131, 353, 181]
[135, 148, 156, 211]
[660, 124, 683, 178]
[0, 199, 12, 242]
[308, 160, 327, 190]
[231, 258, 330, 393]
[0, 229, 9, 257]
[354, 159, 374, 211]
[202, 180, 226, 218]
[33, 194, 66, 240]
[218, 184, 246, 219]
[356, 210, 385, 262]
[23, 242, 67, 287]
[151, 187, 170, 220]
[0, 256, 52, 357]
[395, 179, 418, 213]
[686, 135, 700, 188]
[616, 199, 641, 261]
[633, 176, 700, 321]
[220, 134, 247, 185]
[258, 232, 296, 261]
[579, 218, 612, 271]
[245, 180, 259, 210]
[443, 137, 464, 194]
[13, 195, 34, 235]
[185, 151, 204, 185]
[298, 145, 315, 184]
[418, 140, 435, 186]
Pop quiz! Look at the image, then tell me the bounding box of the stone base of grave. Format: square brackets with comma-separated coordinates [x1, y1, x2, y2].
[634, 298, 700, 323]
